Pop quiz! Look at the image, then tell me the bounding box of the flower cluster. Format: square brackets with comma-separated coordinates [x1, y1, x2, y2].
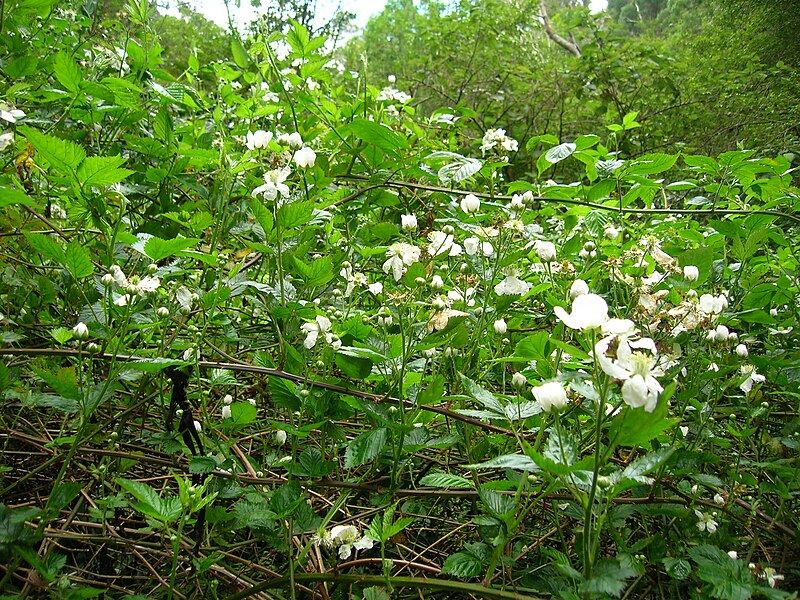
[316, 525, 374, 559]
[480, 128, 518, 156]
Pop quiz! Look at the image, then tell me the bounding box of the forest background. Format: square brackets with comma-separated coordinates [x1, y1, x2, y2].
[1, 0, 800, 599]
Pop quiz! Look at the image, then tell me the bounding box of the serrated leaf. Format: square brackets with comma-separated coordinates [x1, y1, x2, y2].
[53, 51, 82, 94]
[545, 142, 576, 164]
[18, 125, 85, 172]
[277, 200, 314, 229]
[0, 186, 38, 208]
[620, 447, 673, 484]
[250, 197, 273, 238]
[227, 402, 257, 425]
[22, 393, 78, 413]
[663, 557, 691, 580]
[442, 550, 484, 578]
[344, 428, 388, 468]
[478, 488, 515, 517]
[292, 254, 334, 287]
[610, 382, 678, 446]
[76, 155, 133, 187]
[46, 482, 83, 512]
[625, 153, 678, 176]
[189, 456, 218, 474]
[65, 241, 94, 278]
[350, 118, 408, 155]
[50, 327, 73, 344]
[143, 236, 200, 261]
[419, 473, 474, 488]
[116, 478, 165, 519]
[458, 374, 504, 413]
[467, 454, 540, 472]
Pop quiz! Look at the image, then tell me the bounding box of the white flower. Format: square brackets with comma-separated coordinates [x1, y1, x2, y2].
[72, 322, 89, 340]
[699, 293, 728, 314]
[683, 265, 699, 282]
[769, 307, 778, 317]
[274, 430, 287, 445]
[383, 243, 421, 281]
[763, 567, 784, 588]
[246, 129, 273, 150]
[427, 231, 457, 257]
[534, 240, 556, 262]
[554, 293, 608, 331]
[301, 315, 340, 350]
[321, 525, 373, 560]
[368, 282, 383, 295]
[193, 420, 202, 433]
[595, 335, 663, 412]
[136, 275, 160, 294]
[293, 146, 316, 168]
[110, 265, 128, 288]
[569, 279, 590, 300]
[252, 167, 291, 201]
[388, 74, 396, 84]
[512, 372, 527, 389]
[735, 343, 748, 358]
[694, 510, 718, 533]
[481, 241, 494, 257]
[509, 194, 525, 213]
[221, 405, 232, 419]
[464, 236, 480, 256]
[494, 275, 530, 296]
[430, 275, 444, 289]
[460, 193, 480, 214]
[401, 214, 417, 231]
[447, 287, 475, 306]
[278, 132, 303, 148]
[604, 226, 620, 240]
[739, 365, 765, 393]
[493, 319, 507, 334]
[532, 381, 568, 412]
[223, 394, 233, 405]
[113, 294, 133, 306]
[727, 551, 738, 560]
[481, 128, 518, 155]
[0, 108, 25, 123]
[714, 493, 725, 505]
[0, 132, 13, 151]
[714, 324, 729, 342]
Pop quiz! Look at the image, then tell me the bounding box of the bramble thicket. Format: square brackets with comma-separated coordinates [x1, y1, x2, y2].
[1, 0, 799, 598]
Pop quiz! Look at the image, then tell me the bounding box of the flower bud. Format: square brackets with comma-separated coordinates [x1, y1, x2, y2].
[683, 265, 699, 282]
[460, 193, 480, 214]
[493, 319, 507, 334]
[72, 322, 89, 340]
[735, 344, 748, 358]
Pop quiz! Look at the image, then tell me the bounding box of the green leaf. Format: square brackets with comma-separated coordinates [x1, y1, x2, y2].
[350, 118, 408, 155]
[270, 481, 303, 519]
[663, 557, 691, 580]
[65, 241, 94, 278]
[458, 374, 504, 413]
[478, 488, 515, 517]
[625, 153, 679, 176]
[545, 142, 577, 164]
[250, 197, 273, 238]
[334, 353, 373, 380]
[76, 155, 133, 187]
[276, 200, 314, 229]
[292, 254, 334, 287]
[344, 428, 388, 468]
[25, 233, 65, 262]
[46, 482, 83, 512]
[442, 550, 484, 578]
[419, 473, 474, 488]
[227, 402, 257, 425]
[50, 327, 73, 344]
[231, 37, 250, 69]
[53, 51, 82, 94]
[116, 478, 166, 520]
[610, 382, 679, 447]
[0, 186, 38, 208]
[467, 454, 540, 472]
[18, 125, 85, 172]
[189, 456, 218, 474]
[143, 236, 200, 261]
